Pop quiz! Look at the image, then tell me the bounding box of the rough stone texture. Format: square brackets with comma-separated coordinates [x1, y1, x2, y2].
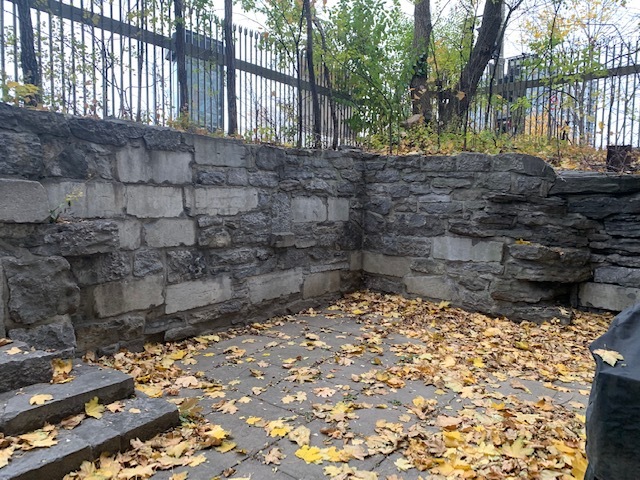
[133, 249, 164, 277]
[0, 131, 44, 178]
[194, 187, 259, 216]
[93, 275, 164, 318]
[166, 250, 207, 283]
[0, 179, 49, 224]
[594, 265, 640, 288]
[248, 269, 303, 303]
[74, 316, 145, 352]
[126, 185, 184, 218]
[579, 283, 640, 311]
[198, 227, 232, 248]
[69, 252, 131, 286]
[35, 221, 120, 256]
[0, 340, 55, 393]
[4, 256, 80, 325]
[9, 317, 77, 351]
[165, 276, 233, 314]
[143, 218, 196, 247]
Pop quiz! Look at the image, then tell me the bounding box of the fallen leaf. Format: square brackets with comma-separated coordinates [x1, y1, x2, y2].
[60, 413, 85, 429]
[295, 445, 324, 464]
[29, 394, 53, 405]
[85, 397, 105, 419]
[216, 440, 237, 453]
[263, 447, 285, 465]
[594, 348, 624, 366]
[6, 347, 22, 355]
[288, 425, 311, 446]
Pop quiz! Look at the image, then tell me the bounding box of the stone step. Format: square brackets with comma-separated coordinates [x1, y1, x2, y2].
[0, 341, 61, 394]
[0, 394, 180, 480]
[0, 363, 134, 436]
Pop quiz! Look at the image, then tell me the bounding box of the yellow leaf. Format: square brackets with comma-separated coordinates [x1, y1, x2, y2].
[265, 420, 291, 437]
[246, 416, 263, 425]
[188, 454, 207, 467]
[295, 445, 324, 464]
[166, 441, 190, 458]
[136, 384, 163, 398]
[60, 413, 85, 429]
[6, 346, 22, 355]
[168, 349, 187, 360]
[29, 394, 53, 405]
[215, 440, 237, 453]
[129, 408, 141, 414]
[594, 348, 624, 366]
[502, 437, 534, 459]
[170, 473, 188, 480]
[85, 397, 105, 419]
[394, 457, 414, 471]
[515, 239, 532, 245]
[0, 446, 15, 468]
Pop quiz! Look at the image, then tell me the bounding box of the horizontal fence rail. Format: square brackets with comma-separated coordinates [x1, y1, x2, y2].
[0, 0, 356, 148]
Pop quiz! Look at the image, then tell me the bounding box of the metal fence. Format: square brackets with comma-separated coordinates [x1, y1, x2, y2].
[0, 0, 356, 148]
[471, 40, 640, 149]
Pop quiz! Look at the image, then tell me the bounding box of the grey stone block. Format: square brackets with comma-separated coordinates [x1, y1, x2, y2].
[271, 232, 296, 248]
[143, 127, 183, 150]
[4, 256, 80, 325]
[0, 131, 44, 178]
[405, 275, 457, 301]
[247, 269, 303, 303]
[327, 197, 350, 221]
[432, 236, 504, 262]
[193, 187, 259, 215]
[198, 226, 232, 248]
[68, 117, 129, 146]
[93, 275, 164, 318]
[594, 266, 640, 288]
[44, 181, 125, 219]
[0, 179, 49, 223]
[196, 168, 227, 185]
[116, 145, 192, 184]
[125, 185, 184, 218]
[165, 276, 233, 314]
[75, 316, 145, 352]
[167, 250, 207, 283]
[143, 218, 196, 247]
[292, 196, 327, 222]
[0, 364, 134, 435]
[0, 340, 55, 393]
[193, 135, 247, 167]
[133, 249, 163, 277]
[362, 251, 411, 277]
[303, 271, 341, 299]
[35, 221, 120, 256]
[579, 283, 640, 311]
[70, 252, 132, 286]
[116, 219, 142, 250]
[9, 318, 77, 352]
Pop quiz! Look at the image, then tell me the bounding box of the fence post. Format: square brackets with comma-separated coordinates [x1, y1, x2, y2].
[224, 0, 237, 136]
[174, 0, 188, 117]
[15, 0, 41, 105]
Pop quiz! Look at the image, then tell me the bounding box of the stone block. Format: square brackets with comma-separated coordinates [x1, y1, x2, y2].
[4, 256, 80, 325]
[116, 219, 142, 250]
[292, 196, 327, 222]
[594, 266, 640, 288]
[36, 221, 119, 256]
[328, 197, 350, 222]
[9, 317, 77, 351]
[271, 232, 296, 248]
[166, 250, 207, 283]
[133, 249, 163, 277]
[70, 252, 132, 286]
[579, 283, 640, 312]
[93, 275, 164, 318]
[492, 153, 557, 180]
[126, 185, 184, 218]
[432, 236, 504, 262]
[192, 135, 248, 167]
[362, 251, 411, 277]
[0, 131, 43, 178]
[350, 251, 362, 271]
[456, 152, 491, 171]
[165, 275, 233, 314]
[303, 271, 341, 299]
[247, 269, 303, 303]
[0, 179, 49, 223]
[142, 127, 183, 150]
[143, 218, 196, 247]
[45, 181, 125, 219]
[116, 145, 192, 184]
[193, 187, 259, 215]
[199, 226, 232, 248]
[405, 275, 457, 300]
[75, 316, 146, 353]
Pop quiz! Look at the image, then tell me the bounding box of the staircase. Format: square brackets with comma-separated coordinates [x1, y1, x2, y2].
[0, 341, 179, 480]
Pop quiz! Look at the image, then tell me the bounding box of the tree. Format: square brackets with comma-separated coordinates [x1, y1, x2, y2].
[303, 0, 322, 148]
[15, 0, 41, 105]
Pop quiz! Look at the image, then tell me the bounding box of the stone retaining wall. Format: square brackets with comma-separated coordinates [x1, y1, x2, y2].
[0, 104, 362, 353]
[1, 103, 639, 353]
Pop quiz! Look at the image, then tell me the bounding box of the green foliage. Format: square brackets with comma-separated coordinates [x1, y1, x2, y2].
[1, 80, 40, 106]
[49, 188, 84, 223]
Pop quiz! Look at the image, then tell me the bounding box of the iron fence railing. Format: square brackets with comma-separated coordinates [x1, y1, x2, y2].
[471, 40, 640, 149]
[0, 0, 356, 148]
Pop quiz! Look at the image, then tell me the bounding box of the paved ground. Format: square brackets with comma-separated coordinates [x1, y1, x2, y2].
[143, 307, 593, 480]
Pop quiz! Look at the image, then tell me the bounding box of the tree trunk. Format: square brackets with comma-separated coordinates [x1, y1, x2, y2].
[16, 0, 41, 105]
[440, 0, 504, 125]
[313, 17, 339, 149]
[174, 0, 189, 116]
[225, 0, 238, 135]
[410, 0, 432, 120]
[303, 0, 321, 149]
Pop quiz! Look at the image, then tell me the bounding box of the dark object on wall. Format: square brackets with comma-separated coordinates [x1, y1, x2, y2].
[585, 302, 640, 480]
[606, 145, 632, 172]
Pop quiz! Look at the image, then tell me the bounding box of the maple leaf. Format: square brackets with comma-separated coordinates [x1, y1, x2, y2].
[593, 348, 624, 366]
[215, 440, 236, 453]
[85, 396, 105, 419]
[263, 447, 285, 465]
[106, 400, 125, 413]
[175, 375, 199, 388]
[502, 437, 534, 459]
[29, 394, 53, 405]
[265, 420, 292, 437]
[60, 413, 85, 429]
[288, 425, 311, 446]
[0, 446, 14, 468]
[245, 416, 263, 426]
[394, 457, 414, 471]
[314, 387, 337, 398]
[295, 445, 324, 464]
